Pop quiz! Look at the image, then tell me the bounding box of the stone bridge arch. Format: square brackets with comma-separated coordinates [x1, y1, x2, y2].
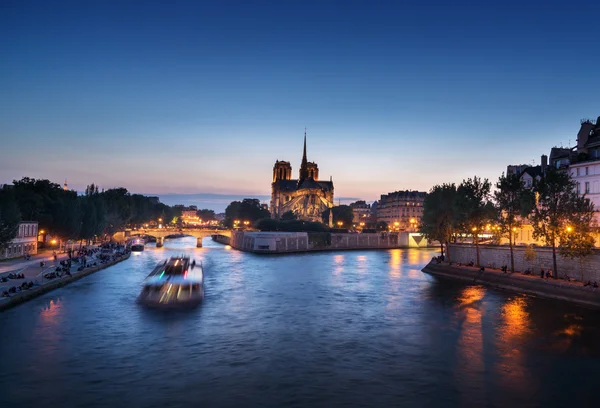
[113, 228, 231, 247]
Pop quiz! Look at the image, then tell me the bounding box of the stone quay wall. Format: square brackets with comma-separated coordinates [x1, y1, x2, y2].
[448, 244, 600, 283]
[227, 231, 428, 254]
[423, 262, 600, 309]
[0, 252, 131, 312]
[211, 234, 231, 245]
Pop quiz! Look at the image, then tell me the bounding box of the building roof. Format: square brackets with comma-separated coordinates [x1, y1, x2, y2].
[521, 165, 543, 178]
[273, 178, 333, 192]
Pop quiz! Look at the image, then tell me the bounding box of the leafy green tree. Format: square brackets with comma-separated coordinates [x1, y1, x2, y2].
[255, 218, 280, 231]
[197, 209, 216, 221]
[321, 205, 354, 227]
[494, 173, 535, 272]
[454, 176, 495, 267]
[420, 183, 457, 258]
[281, 210, 297, 221]
[224, 199, 270, 227]
[0, 187, 21, 250]
[531, 168, 596, 278]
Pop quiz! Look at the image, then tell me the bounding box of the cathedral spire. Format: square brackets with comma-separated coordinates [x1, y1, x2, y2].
[299, 128, 309, 182]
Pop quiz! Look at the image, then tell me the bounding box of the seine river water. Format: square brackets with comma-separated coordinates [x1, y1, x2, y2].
[1, 237, 600, 408]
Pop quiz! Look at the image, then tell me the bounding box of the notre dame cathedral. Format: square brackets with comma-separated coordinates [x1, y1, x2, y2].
[270, 132, 334, 223]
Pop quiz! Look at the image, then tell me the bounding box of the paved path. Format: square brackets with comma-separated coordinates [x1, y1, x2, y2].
[1, 247, 99, 298]
[0, 251, 71, 275]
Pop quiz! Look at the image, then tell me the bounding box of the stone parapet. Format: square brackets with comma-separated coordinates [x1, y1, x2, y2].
[226, 231, 428, 253]
[422, 261, 600, 309]
[448, 244, 600, 283]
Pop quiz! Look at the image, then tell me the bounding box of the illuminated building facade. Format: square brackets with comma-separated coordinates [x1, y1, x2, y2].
[270, 132, 334, 223]
[1, 221, 38, 260]
[376, 190, 426, 231]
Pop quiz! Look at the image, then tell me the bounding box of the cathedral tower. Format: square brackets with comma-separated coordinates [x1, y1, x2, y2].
[272, 161, 292, 182]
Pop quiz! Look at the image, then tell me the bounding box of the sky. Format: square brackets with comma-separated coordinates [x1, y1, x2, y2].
[1, 0, 599, 211]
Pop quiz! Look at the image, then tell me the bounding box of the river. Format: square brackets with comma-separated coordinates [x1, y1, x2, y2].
[1, 237, 599, 407]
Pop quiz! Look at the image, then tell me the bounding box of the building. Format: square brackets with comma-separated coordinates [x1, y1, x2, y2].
[570, 116, 600, 225]
[270, 132, 334, 222]
[1, 221, 38, 260]
[181, 208, 201, 226]
[376, 190, 426, 231]
[349, 200, 371, 224]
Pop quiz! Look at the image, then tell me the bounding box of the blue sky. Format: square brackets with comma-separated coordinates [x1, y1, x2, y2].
[1, 0, 599, 210]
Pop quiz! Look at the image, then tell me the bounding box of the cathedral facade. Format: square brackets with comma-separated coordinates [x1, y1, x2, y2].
[270, 133, 334, 223]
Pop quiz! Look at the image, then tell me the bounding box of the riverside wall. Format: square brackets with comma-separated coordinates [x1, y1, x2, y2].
[226, 231, 428, 254]
[0, 252, 131, 312]
[448, 244, 600, 282]
[422, 262, 600, 309]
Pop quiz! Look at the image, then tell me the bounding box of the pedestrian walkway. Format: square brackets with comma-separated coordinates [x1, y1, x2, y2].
[0, 251, 70, 275]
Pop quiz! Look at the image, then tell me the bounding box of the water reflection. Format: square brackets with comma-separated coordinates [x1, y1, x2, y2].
[455, 286, 485, 405]
[495, 295, 532, 398]
[1, 243, 600, 407]
[389, 249, 401, 279]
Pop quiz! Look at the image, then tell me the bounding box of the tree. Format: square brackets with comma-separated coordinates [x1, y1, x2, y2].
[0, 187, 21, 250]
[197, 209, 216, 221]
[224, 199, 270, 227]
[255, 218, 280, 231]
[531, 168, 596, 278]
[454, 176, 495, 267]
[494, 173, 535, 273]
[281, 210, 297, 221]
[321, 205, 354, 227]
[420, 183, 457, 258]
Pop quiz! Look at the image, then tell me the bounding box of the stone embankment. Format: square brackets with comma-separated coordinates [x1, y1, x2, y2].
[215, 231, 429, 254]
[422, 261, 600, 309]
[0, 252, 131, 312]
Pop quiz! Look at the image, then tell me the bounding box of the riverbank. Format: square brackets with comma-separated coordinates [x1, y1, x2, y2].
[216, 231, 430, 253]
[422, 261, 600, 309]
[0, 252, 131, 312]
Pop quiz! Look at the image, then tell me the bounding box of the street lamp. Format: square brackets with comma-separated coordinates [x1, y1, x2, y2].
[243, 221, 250, 229]
[566, 226, 573, 233]
[337, 221, 343, 228]
[394, 221, 399, 231]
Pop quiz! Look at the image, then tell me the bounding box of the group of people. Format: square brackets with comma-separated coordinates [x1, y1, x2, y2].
[2, 281, 35, 297]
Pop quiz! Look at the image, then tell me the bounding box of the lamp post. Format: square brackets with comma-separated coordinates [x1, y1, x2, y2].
[243, 220, 250, 229]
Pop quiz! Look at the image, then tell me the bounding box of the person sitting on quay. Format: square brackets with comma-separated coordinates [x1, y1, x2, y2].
[546, 269, 553, 279]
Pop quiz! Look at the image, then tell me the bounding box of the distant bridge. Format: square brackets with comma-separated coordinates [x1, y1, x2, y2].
[113, 228, 232, 247]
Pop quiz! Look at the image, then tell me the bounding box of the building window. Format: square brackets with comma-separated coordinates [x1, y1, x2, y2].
[586, 167, 589, 175]
[577, 168, 580, 176]
[585, 182, 590, 193]
[577, 183, 581, 194]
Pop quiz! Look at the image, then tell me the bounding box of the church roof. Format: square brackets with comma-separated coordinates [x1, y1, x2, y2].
[273, 178, 333, 192]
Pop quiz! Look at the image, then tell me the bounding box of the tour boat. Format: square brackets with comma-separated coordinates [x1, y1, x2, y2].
[131, 239, 145, 252]
[137, 256, 204, 308]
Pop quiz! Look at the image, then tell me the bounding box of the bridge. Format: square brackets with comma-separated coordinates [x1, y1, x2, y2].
[113, 228, 232, 247]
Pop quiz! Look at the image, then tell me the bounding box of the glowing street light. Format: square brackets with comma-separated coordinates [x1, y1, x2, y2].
[566, 226, 573, 233]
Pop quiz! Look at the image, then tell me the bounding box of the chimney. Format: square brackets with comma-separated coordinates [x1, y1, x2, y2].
[541, 154, 548, 174]
[577, 119, 595, 152]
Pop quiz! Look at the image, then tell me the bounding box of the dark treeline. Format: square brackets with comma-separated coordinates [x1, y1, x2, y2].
[0, 178, 178, 247]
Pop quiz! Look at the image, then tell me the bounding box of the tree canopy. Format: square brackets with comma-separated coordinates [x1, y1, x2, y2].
[419, 183, 457, 257]
[494, 173, 535, 272]
[321, 205, 354, 227]
[224, 198, 270, 228]
[531, 168, 596, 276]
[0, 187, 21, 249]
